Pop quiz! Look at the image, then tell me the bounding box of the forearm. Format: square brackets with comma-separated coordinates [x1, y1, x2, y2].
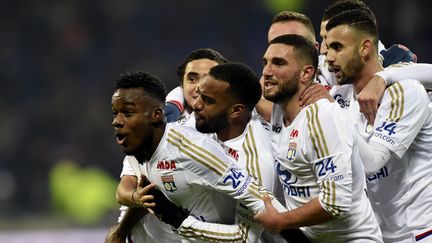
[357, 137, 392, 175]
[381, 63, 432, 89]
[116, 175, 138, 207]
[279, 198, 333, 229]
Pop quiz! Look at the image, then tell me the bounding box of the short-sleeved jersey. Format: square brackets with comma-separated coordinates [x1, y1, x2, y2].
[270, 99, 383, 243]
[142, 122, 284, 242]
[361, 80, 432, 242]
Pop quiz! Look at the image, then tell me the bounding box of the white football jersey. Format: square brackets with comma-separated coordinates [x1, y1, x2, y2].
[142, 122, 285, 242]
[270, 100, 383, 243]
[176, 116, 287, 243]
[118, 156, 182, 243]
[362, 80, 432, 242]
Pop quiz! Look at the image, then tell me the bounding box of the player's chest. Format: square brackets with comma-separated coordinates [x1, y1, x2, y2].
[272, 125, 311, 173]
[145, 158, 196, 197]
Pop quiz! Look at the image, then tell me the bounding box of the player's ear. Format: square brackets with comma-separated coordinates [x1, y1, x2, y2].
[361, 39, 373, 57]
[151, 106, 165, 124]
[230, 103, 245, 119]
[300, 64, 315, 84]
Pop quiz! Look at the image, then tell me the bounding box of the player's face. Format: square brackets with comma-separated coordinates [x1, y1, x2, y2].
[182, 59, 219, 113]
[326, 25, 364, 85]
[262, 43, 301, 103]
[193, 75, 231, 134]
[268, 21, 312, 43]
[112, 88, 153, 156]
[319, 20, 329, 55]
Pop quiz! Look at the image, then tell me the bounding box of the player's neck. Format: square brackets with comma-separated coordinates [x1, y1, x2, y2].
[217, 116, 249, 142]
[278, 92, 302, 127]
[353, 58, 384, 94]
[138, 123, 166, 162]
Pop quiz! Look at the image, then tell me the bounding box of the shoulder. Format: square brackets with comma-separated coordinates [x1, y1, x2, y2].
[166, 123, 222, 151]
[303, 99, 347, 130]
[384, 79, 428, 104]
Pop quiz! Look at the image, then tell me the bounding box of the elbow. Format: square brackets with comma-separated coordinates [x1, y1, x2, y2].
[363, 166, 378, 176]
[320, 193, 352, 219]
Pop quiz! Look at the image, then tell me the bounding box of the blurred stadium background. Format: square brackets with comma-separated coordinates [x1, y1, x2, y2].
[0, 0, 430, 241]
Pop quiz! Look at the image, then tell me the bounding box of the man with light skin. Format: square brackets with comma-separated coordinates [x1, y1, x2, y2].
[254, 34, 383, 242]
[258, 11, 320, 122]
[165, 48, 228, 122]
[305, 0, 423, 126]
[325, 10, 432, 242]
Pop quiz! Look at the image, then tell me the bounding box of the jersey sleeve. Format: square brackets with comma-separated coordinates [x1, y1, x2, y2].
[165, 86, 185, 111]
[379, 63, 432, 89]
[168, 126, 286, 212]
[305, 101, 354, 218]
[370, 80, 430, 159]
[166, 126, 286, 241]
[119, 156, 136, 178]
[178, 215, 259, 243]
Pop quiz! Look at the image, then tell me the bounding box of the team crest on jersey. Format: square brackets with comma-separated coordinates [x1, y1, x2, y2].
[286, 142, 297, 161]
[161, 175, 177, 192]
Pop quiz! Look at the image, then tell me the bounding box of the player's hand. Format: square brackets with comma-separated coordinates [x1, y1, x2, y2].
[151, 187, 189, 229]
[358, 75, 386, 125]
[132, 175, 156, 210]
[299, 83, 332, 107]
[254, 195, 284, 234]
[136, 174, 189, 229]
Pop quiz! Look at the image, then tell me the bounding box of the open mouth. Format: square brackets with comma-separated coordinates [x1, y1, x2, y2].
[264, 80, 277, 90]
[115, 133, 127, 145]
[330, 66, 341, 78]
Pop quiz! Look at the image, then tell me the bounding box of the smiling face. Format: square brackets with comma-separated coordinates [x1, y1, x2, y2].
[262, 43, 301, 103]
[181, 58, 219, 113]
[325, 25, 364, 85]
[193, 75, 233, 134]
[111, 88, 154, 156]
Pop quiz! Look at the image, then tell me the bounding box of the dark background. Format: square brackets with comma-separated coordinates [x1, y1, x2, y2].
[0, 0, 430, 228]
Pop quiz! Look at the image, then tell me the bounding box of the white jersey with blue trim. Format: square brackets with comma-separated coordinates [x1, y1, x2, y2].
[142, 122, 285, 242]
[270, 100, 383, 243]
[362, 79, 432, 243]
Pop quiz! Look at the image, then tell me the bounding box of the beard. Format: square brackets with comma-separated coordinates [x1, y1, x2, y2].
[264, 71, 300, 103]
[337, 51, 364, 85]
[196, 112, 229, 134]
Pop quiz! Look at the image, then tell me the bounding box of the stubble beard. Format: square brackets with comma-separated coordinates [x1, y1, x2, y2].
[264, 72, 300, 103]
[337, 51, 364, 85]
[196, 112, 229, 134]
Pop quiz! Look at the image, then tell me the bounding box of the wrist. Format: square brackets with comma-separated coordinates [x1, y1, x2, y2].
[131, 189, 138, 207]
[374, 71, 389, 87]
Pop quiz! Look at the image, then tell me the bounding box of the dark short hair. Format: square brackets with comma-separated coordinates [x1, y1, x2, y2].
[115, 71, 166, 104]
[322, 0, 376, 23]
[208, 62, 261, 111]
[176, 48, 228, 85]
[326, 9, 378, 48]
[271, 11, 316, 42]
[269, 34, 318, 73]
